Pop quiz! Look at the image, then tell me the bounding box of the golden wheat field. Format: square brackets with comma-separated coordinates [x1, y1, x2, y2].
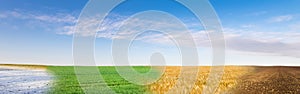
[147, 66, 255, 93]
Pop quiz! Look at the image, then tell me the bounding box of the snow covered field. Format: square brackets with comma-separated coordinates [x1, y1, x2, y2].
[0, 66, 52, 94]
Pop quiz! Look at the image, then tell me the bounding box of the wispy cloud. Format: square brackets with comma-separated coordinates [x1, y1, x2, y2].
[55, 12, 300, 58]
[289, 22, 300, 32]
[247, 11, 267, 16]
[268, 15, 293, 23]
[0, 14, 7, 18]
[1, 10, 76, 23]
[223, 27, 300, 57]
[3, 10, 300, 59]
[59, 13, 203, 40]
[0, 10, 77, 33]
[33, 14, 76, 23]
[241, 24, 255, 28]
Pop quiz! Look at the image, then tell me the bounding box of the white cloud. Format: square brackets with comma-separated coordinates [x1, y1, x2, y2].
[33, 14, 76, 23]
[0, 14, 7, 18]
[268, 15, 293, 23]
[0, 10, 78, 35]
[56, 13, 300, 59]
[0, 10, 76, 23]
[241, 24, 255, 28]
[289, 22, 300, 32]
[57, 14, 126, 38]
[4, 10, 299, 59]
[247, 11, 267, 16]
[223, 27, 300, 58]
[59, 13, 204, 40]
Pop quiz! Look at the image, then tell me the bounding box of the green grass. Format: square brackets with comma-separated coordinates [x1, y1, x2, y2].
[47, 66, 84, 94]
[47, 66, 155, 94]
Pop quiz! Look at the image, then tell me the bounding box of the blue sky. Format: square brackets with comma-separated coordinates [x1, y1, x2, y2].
[1, 0, 300, 66]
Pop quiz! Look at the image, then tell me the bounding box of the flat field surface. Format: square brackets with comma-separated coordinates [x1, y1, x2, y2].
[47, 66, 152, 94]
[0, 65, 52, 94]
[47, 66, 255, 93]
[233, 66, 300, 93]
[2, 65, 300, 94]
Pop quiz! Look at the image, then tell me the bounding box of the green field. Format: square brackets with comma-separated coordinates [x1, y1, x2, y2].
[47, 66, 153, 94]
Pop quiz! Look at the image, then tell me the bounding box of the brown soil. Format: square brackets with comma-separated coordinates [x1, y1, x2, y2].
[233, 66, 300, 94]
